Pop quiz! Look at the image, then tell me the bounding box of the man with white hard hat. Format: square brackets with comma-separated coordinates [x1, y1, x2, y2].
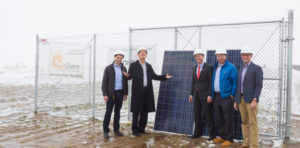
[123, 47, 173, 136]
[234, 47, 263, 148]
[211, 47, 238, 147]
[188, 49, 216, 142]
[101, 49, 128, 139]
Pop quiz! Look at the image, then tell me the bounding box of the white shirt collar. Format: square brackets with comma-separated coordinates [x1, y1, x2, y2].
[114, 63, 121, 67]
[244, 61, 251, 67]
[139, 60, 146, 65]
[218, 63, 224, 67]
[197, 62, 204, 67]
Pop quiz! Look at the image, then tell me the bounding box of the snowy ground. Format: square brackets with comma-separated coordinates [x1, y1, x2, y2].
[292, 70, 300, 115]
[0, 66, 300, 147]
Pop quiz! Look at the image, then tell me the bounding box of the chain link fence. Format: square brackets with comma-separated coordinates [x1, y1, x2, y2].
[129, 20, 291, 138]
[35, 34, 95, 119]
[35, 12, 294, 139]
[35, 33, 132, 122]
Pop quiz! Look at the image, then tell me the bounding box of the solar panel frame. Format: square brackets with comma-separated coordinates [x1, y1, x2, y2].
[154, 50, 243, 140]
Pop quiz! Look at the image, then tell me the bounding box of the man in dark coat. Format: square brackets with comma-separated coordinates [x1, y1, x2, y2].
[234, 48, 263, 148]
[101, 50, 128, 139]
[188, 49, 216, 141]
[123, 47, 172, 136]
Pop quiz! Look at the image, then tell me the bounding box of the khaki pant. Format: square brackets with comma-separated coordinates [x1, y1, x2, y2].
[239, 97, 259, 148]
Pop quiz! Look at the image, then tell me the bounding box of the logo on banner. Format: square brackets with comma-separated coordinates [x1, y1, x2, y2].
[49, 49, 84, 77]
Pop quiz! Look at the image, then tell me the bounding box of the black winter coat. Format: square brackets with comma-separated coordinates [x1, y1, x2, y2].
[128, 60, 167, 112]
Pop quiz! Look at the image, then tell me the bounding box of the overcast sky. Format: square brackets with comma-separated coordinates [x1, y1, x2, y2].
[0, 0, 299, 67]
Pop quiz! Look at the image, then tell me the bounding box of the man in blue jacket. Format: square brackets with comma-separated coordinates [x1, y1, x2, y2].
[234, 48, 263, 148]
[211, 48, 238, 147]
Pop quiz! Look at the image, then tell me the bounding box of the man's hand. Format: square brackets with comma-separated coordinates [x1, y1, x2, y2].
[104, 96, 109, 102]
[207, 96, 212, 104]
[230, 95, 234, 100]
[123, 95, 127, 101]
[122, 72, 130, 77]
[188, 95, 193, 103]
[166, 73, 173, 79]
[250, 98, 257, 110]
[234, 102, 239, 111]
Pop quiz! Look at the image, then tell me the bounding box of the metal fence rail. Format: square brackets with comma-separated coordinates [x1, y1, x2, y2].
[129, 11, 293, 138]
[34, 10, 294, 139]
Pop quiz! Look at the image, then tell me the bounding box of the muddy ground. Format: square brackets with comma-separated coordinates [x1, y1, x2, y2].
[0, 112, 300, 148]
[0, 84, 300, 148]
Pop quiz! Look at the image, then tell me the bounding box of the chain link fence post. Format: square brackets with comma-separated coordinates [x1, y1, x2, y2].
[128, 28, 133, 121]
[285, 9, 294, 139]
[34, 34, 39, 113]
[198, 27, 202, 49]
[175, 28, 178, 50]
[92, 34, 97, 119]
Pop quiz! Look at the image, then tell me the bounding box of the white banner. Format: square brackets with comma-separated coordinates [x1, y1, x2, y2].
[49, 48, 84, 77]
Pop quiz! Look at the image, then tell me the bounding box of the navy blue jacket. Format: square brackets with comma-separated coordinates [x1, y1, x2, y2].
[234, 62, 263, 104]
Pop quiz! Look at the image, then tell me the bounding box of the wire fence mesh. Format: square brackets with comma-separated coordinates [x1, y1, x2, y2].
[35, 19, 290, 138]
[130, 21, 286, 137]
[36, 34, 94, 119]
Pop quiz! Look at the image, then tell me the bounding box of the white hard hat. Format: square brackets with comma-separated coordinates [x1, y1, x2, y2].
[137, 47, 148, 54]
[114, 50, 124, 57]
[240, 46, 253, 54]
[193, 49, 205, 56]
[215, 47, 227, 55]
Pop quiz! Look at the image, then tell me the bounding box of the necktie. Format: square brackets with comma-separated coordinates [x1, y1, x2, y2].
[197, 65, 201, 80]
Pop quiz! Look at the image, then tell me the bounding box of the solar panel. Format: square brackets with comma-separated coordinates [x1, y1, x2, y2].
[154, 51, 195, 135]
[154, 50, 243, 140]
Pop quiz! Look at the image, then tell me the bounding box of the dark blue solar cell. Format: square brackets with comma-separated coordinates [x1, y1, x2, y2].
[154, 50, 243, 140]
[154, 51, 195, 135]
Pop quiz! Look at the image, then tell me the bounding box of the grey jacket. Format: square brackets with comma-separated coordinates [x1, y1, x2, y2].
[101, 62, 128, 97]
[234, 62, 263, 104]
